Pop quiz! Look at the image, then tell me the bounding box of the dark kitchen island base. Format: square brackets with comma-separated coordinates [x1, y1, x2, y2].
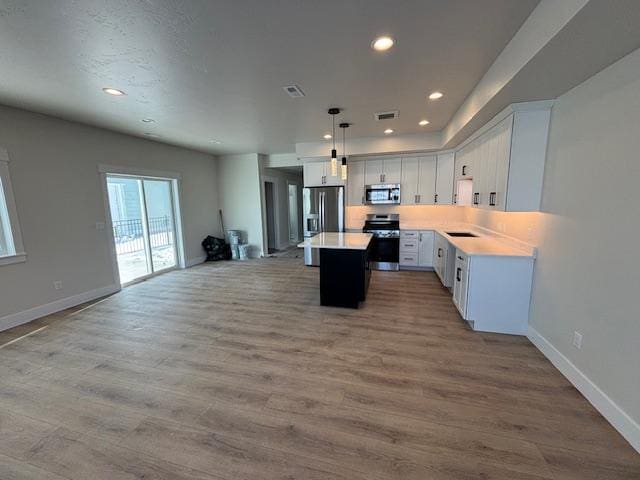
[319, 246, 371, 309]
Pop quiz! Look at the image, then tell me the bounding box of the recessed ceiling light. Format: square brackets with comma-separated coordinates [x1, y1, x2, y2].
[103, 87, 126, 96]
[323, 134, 332, 140]
[384, 128, 394, 134]
[372, 36, 394, 52]
[419, 119, 430, 126]
[428, 91, 444, 100]
[211, 140, 222, 145]
[141, 118, 155, 123]
[143, 132, 159, 138]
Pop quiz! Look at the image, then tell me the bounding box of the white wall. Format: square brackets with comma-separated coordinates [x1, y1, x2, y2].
[532, 47, 640, 423]
[0, 104, 220, 325]
[467, 47, 640, 443]
[262, 167, 303, 249]
[218, 153, 264, 257]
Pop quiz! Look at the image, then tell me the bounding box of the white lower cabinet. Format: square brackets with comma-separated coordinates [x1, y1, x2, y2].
[433, 232, 455, 287]
[452, 249, 534, 335]
[400, 231, 434, 268]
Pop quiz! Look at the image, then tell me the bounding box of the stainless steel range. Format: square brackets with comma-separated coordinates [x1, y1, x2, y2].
[362, 214, 400, 271]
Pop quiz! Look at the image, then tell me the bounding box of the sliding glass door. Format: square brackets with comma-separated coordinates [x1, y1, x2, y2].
[106, 175, 178, 285]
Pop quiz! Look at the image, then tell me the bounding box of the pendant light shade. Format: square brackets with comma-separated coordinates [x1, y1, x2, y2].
[331, 150, 338, 176]
[328, 108, 340, 176]
[339, 122, 349, 181]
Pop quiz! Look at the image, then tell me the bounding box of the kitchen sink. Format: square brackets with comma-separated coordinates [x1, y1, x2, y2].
[445, 232, 478, 238]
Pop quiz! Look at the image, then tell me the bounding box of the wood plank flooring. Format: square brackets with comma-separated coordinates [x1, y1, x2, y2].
[1, 257, 638, 479]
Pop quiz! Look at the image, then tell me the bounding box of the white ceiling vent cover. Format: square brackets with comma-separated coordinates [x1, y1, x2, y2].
[375, 110, 399, 121]
[283, 85, 305, 98]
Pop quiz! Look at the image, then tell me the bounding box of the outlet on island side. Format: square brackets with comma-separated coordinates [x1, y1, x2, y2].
[572, 331, 583, 349]
[53, 280, 63, 290]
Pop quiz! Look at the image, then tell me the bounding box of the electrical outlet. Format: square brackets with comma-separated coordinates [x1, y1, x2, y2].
[572, 331, 583, 349]
[53, 280, 63, 290]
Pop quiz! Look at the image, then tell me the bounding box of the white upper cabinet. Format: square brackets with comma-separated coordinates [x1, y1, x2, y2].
[435, 152, 455, 205]
[383, 158, 402, 184]
[401, 156, 439, 205]
[303, 161, 326, 187]
[454, 104, 551, 212]
[417, 156, 437, 205]
[455, 144, 473, 180]
[400, 158, 420, 205]
[364, 158, 383, 185]
[346, 160, 366, 206]
[365, 157, 401, 184]
[303, 160, 345, 187]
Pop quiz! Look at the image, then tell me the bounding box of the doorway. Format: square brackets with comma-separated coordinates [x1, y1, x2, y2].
[264, 181, 277, 254]
[288, 183, 300, 244]
[106, 175, 179, 285]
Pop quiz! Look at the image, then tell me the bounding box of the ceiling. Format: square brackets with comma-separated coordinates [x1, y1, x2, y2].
[0, 0, 541, 155]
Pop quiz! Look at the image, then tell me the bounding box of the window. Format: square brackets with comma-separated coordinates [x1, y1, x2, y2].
[0, 147, 26, 266]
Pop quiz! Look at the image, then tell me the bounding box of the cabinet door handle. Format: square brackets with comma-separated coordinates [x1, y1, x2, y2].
[462, 165, 467, 176]
[438, 248, 442, 258]
[489, 192, 497, 206]
[456, 267, 461, 282]
[419, 233, 423, 241]
[454, 193, 457, 204]
[361, 196, 364, 204]
[414, 194, 418, 204]
[417, 194, 421, 203]
[434, 194, 438, 203]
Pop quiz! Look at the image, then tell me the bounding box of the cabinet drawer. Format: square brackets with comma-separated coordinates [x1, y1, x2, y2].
[399, 253, 419, 266]
[400, 230, 419, 239]
[400, 239, 418, 252]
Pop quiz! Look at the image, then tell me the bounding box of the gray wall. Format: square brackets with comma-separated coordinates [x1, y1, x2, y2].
[218, 153, 264, 257]
[530, 48, 640, 422]
[0, 104, 220, 321]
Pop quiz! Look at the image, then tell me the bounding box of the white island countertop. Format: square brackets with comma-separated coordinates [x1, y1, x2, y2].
[298, 232, 373, 250]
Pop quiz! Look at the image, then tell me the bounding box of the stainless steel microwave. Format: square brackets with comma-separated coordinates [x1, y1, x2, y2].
[365, 184, 401, 205]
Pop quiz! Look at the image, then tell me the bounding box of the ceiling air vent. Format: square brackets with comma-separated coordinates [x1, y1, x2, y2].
[283, 85, 305, 98]
[374, 110, 399, 121]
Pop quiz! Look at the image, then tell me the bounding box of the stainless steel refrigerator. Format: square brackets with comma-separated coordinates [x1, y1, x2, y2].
[303, 186, 345, 266]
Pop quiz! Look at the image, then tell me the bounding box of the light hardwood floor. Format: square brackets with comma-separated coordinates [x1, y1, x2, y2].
[1, 257, 639, 479]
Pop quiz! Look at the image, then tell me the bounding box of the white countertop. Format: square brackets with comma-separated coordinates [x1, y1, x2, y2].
[400, 222, 535, 258]
[298, 232, 373, 250]
[437, 231, 532, 257]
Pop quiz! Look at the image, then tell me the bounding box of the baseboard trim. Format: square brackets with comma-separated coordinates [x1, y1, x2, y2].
[528, 326, 640, 453]
[185, 255, 207, 268]
[0, 284, 120, 333]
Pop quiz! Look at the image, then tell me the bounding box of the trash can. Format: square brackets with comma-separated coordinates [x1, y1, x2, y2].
[238, 244, 251, 260]
[227, 230, 242, 245]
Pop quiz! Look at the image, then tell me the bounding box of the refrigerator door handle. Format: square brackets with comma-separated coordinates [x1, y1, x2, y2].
[320, 192, 324, 231]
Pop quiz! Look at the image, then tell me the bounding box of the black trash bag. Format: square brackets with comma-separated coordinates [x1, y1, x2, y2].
[201, 236, 231, 261]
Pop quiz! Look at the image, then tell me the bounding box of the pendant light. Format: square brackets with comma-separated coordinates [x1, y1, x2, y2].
[339, 122, 349, 180]
[328, 108, 340, 176]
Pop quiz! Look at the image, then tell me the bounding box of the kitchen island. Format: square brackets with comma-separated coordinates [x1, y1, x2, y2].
[298, 232, 373, 308]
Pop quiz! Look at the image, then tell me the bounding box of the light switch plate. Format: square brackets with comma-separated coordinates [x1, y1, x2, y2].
[572, 331, 583, 349]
